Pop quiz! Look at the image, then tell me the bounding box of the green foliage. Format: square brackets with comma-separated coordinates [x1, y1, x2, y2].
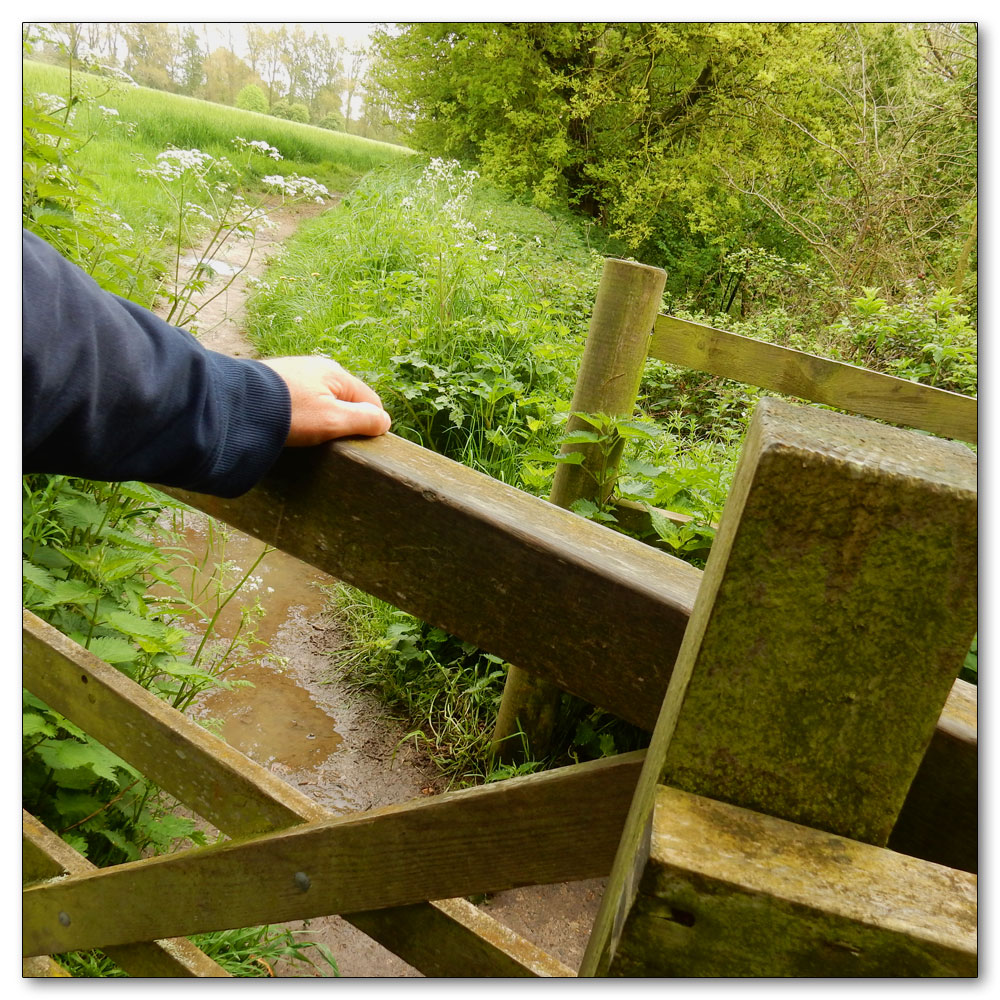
[235, 83, 268, 114]
[247, 157, 601, 485]
[829, 287, 978, 395]
[317, 111, 345, 132]
[372, 23, 977, 317]
[58, 924, 339, 978]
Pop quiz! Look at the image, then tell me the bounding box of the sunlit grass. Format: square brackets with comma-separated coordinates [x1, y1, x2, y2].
[23, 59, 413, 230]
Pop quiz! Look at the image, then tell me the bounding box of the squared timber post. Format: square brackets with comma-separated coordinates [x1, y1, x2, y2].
[582, 397, 978, 976]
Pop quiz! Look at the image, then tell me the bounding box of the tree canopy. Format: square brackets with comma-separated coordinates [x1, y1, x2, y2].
[371, 22, 977, 310]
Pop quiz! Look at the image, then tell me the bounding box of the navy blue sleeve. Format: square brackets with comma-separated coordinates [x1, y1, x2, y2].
[22, 230, 292, 498]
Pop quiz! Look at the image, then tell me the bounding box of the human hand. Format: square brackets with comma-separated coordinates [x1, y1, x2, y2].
[261, 355, 392, 446]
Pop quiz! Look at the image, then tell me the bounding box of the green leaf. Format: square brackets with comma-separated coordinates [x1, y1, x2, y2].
[22, 560, 58, 592]
[86, 636, 140, 664]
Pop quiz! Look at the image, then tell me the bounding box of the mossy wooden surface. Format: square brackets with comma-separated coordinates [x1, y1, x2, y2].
[160, 432, 975, 870]
[583, 398, 977, 976]
[650, 314, 978, 443]
[23, 750, 644, 957]
[23, 810, 229, 978]
[657, 399, 977, 844]
[22, 611, 605, 976]
[608, 785, 976, 977]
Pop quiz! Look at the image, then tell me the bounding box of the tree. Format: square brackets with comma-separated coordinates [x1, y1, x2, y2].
[236, 83, 268, 114]
[199, 47, 258, 106]
[371, 22, 977, 307]
[121, 22, 176, 90]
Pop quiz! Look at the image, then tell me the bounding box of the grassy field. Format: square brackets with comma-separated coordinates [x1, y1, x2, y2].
[24, 60, 413, 234]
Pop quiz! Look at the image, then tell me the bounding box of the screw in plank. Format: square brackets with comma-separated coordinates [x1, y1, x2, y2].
[294, 871, 311, 892]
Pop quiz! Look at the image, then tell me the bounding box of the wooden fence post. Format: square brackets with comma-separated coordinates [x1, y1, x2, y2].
[491, 257, 667, 762]
[582, 398, 978, 976]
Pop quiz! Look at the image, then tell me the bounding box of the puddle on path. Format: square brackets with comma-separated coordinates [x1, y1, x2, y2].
[178, 253, 243, 277]
[159, 514, 346, 771]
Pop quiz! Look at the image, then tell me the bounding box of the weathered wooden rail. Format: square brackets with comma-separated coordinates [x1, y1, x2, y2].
[23, 258, 977, 977]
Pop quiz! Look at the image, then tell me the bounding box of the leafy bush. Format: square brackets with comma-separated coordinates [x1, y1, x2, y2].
[317, 111, 345, 132]
[829, 287, 978, 396]
[235, 83, 268, 114]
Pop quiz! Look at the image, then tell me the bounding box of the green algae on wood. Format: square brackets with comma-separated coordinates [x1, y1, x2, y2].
[583, 397, 977, 977]
[609, 785, 976, 977]
[658, 398, 977, 846]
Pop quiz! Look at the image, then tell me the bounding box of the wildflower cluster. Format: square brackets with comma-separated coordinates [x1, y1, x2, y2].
[144, 147, 217, 182]
[261, 173, 329, 203]
[231, 136, 283, 161]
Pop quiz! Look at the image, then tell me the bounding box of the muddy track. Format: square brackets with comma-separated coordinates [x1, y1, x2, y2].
[156, 199, 603, 978]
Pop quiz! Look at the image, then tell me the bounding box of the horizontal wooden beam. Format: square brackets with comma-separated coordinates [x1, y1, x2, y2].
[345, 898, 576, 978]
[161, 432, 703, 731]
[21, 610, 591, 976]
[889, 677, 978, 873]
[609, 785, 977, 976]
[23, 750, 645, 957]
[650, 314, 977, 443]
[23, 810, 229, 978]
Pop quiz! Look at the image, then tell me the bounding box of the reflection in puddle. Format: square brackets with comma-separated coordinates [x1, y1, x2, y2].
[203, 659, 343, 769]
[161, 515, 345, 771]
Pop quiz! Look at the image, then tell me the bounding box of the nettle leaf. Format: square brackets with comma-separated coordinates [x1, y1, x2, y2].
[561, 429, 601, 444]
[35, 737, 129, 783]
[153, 659, 215, 682]
[615, 420, 660, 441]
[85, 636, 140, 664]
[56, 496, 108, 532]
[22, 560, 59, 593]
[61, 831, 90, 857]
[145, 811, 199, 845]
[22, 712, 59, 739]
[41, 578, 103, 607]
[645, 505, 683, 546]
[97, 828, 141, 861]
[570, 498, 601, 518]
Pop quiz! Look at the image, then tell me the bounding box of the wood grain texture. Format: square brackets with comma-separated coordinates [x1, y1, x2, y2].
[161, 431, 703, 731]
[650, 314, 977, 443]
[345, 898, 576, 977]
[22, 810, 229, 978]
[609, 785, 976, 977]
[21, 610, 602, 976]
[23, 611, 329, 837]
[23, 751, 645, 956]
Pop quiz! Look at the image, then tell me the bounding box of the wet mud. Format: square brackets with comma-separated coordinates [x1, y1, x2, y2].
[156, 200, 604, 977]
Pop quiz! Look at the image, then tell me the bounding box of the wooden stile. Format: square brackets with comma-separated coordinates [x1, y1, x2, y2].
[161, 433, 703, 732]
[650, 314, 977, 443]
[22, 750, 644, 956]
[22, 610, 634, 975]
[607, 787, 977, 977]
[22, 810, 230, 978]
[582, 399, 977, 977]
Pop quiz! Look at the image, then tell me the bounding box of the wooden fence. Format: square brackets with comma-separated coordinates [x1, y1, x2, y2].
[22, 259, 977, 977]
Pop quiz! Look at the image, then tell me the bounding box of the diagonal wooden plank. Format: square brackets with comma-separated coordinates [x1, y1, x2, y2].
[22, 610, 602, 974]
[23, 810, 229, 978]
[23, 611, 328, 837]
[24, 750, 644, 958]
[650, 314, 977, 443]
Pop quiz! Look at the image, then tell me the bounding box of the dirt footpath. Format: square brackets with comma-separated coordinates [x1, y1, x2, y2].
[161, 197, 605, 978]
